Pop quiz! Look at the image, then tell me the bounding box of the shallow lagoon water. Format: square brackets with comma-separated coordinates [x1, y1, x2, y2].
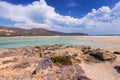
[0, 36, 120, 49]
[0, 37, 84, 49]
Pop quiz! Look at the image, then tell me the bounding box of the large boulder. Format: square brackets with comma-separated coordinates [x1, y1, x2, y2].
[81, 47, 116, 61]
[44, 64, 91, 80]
[90, 49, 116, 61]
[32, 58, 53, 75]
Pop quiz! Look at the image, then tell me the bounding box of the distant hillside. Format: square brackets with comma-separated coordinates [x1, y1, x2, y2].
[0, 26, 88, 36]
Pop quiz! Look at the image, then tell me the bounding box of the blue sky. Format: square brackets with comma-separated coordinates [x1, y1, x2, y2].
[0, 0, 120, 34]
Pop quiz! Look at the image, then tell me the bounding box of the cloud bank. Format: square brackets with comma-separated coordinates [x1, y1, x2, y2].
[0, 0, 120, 34]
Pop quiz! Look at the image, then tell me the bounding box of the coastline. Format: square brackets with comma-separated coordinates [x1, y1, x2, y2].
[0, 44, 120, 80]
[0, 36, 120, 51]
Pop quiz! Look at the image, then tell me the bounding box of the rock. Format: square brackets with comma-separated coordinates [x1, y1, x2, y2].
[90, 49, 116, 61]
[76, 76, 92, 80]
[0, 50, 18, 58]
[0, 76, 6, 80]
[32, 58, 53, 75]
[2, 57, 18, 64]
[39, 52, 45, 57]
[81, 46, 91, 54]
[34, 46, 41, 49]
[13, 61, 30, 69]
[85, 54, 102, 63]
[44, 64, 91, 80]
[82, 47, 117, 61]
[82, 49, 92, 54]
[114, 66, 120, 73]
[114, 51, 120, 54]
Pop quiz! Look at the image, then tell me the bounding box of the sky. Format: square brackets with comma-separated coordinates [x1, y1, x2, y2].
[0, 0, 120, 34]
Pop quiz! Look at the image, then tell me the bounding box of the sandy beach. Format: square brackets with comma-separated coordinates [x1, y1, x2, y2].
[68, 36, 120, 51]
[73, 36, 120, 45]
[80, 55, 120, 80]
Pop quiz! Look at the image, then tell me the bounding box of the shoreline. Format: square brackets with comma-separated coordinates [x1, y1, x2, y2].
[0, 36, 120, 51]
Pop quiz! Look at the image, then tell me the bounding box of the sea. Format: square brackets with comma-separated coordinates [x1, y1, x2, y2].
[0, 36, 120, 49]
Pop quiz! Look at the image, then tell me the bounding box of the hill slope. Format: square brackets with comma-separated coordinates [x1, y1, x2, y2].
[0, 26, 88, 36]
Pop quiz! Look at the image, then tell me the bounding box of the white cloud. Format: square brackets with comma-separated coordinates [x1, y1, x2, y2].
[0, 0, 120, 34]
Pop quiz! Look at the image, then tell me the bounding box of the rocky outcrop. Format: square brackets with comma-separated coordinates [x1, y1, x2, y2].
[43, 64, 91, 80]
[82, 46, 116, 61]
[90, 49, 116, 61]
[0, 49, 19, 58]
[0, 45, 118, 80]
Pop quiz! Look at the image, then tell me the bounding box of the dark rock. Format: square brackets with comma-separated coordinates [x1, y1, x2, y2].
[32, 58, 53, 75]
[82, 46, 91, 50]
[76, 76, 91, 80]
[114, 51, 120, 54]
[39, 52, 45, 57]
[85, 54, 102, 63]
[34, 46, 41, 49]
[114, 66, 120, 73]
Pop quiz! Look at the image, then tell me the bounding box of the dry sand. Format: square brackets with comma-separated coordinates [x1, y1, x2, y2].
[80, 55, 120, 80]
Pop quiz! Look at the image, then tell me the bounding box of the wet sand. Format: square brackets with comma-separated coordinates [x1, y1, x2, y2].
[73, 36, 120, 45]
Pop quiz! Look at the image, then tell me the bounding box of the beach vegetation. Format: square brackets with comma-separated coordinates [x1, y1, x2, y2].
[51, 56, 72, 65]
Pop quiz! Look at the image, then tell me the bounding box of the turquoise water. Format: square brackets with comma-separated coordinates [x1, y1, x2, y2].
[0, 37, 120, 49]
[0, 37, 86, 49]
